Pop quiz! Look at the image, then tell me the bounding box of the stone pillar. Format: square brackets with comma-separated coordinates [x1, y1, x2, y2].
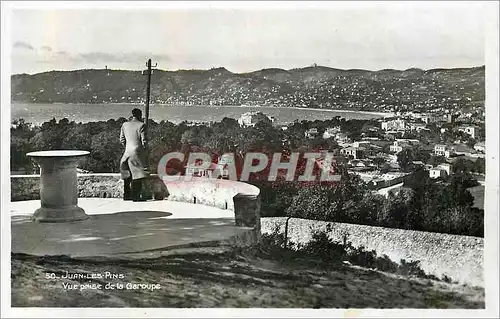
[233, 193, 261, 235]
[27, 150, 89, 222]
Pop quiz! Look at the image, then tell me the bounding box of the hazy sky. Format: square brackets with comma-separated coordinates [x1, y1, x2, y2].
[9, 2, 486, 74]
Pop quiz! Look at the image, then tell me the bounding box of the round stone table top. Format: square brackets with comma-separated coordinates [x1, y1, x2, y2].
[27, 150, 90, 158]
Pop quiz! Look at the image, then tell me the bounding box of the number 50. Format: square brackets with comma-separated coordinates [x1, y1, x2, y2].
[45, 273, 56, 279]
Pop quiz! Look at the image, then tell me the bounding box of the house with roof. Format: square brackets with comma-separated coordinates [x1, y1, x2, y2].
[349, 159, 372, 168]
[420, 114, 437, 124]
[450, 143, 478, 157]
[437, 163, 452, 175]
[390, 140, 411, 154]
[381, 118, 407, 132]
[412, 160, 425, 167]
[434, 144, 455, 158]
[421, 113, 452, 124]
[389, 139, 419, 154]
[361, 124, 380, 137]
[334, 132, 351, 145]
[457, 124, 481, 139]
[340, 146, 365, 160]
[352, 141, 371, 148]
[409, 122, 429, 132]
[474, 141, 485, 153]
[429, 167, 446, 179]
[428, 163, 452, 179]
[184, 159, 230, 179]
[322, 126, 341, 139]
[237, 111, 274, 127]
[305, 128, 320, 139]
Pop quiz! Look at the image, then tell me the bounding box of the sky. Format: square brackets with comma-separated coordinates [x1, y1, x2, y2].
[8, 1, 487, 75]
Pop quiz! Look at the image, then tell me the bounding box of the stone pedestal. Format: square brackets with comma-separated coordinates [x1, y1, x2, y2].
[27, 150, 90, 222]
[233, 193, 261, 233]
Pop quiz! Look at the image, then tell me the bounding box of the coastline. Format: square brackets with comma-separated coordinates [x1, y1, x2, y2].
[283, 106, 392, 117]
[14, 102, 392, 117]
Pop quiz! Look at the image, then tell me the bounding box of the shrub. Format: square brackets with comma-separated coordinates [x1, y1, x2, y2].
[260, 227, 441, 281]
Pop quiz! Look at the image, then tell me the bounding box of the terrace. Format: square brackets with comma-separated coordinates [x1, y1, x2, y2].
[11, 170, 262, 258]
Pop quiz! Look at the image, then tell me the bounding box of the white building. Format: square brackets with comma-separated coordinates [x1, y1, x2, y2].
[429, 167, 446, 179]
[458, 125, 480, 139]
[474, 141, 486, 153]
[352, 141, 371, 148]
[429, 163, 452, 179]
[340, 146, 364, 159]
[237, 112, 274, 127]
[381, 119, 407, 131]
[420, 115, 435, 124]
[409, 122, 428, 132]
[437, 163, 452, 176]
[322, 126, 341, 139]
[434, 144, 454, 158]
[335, 132, 351, 145]
[390, 140, 411, 154]
[305, 128, 319, 139]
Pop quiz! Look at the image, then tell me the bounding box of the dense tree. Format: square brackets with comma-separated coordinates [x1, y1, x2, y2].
[11, 119, 37, 173]
[380, 188, 415, 229]
[397, 148, 414, 172]
[10, 116, 484, 237]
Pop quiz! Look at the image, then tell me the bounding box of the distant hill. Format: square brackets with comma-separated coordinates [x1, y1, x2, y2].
[11, 65, 485, 112]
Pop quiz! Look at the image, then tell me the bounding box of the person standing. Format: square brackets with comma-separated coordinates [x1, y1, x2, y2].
[120, 108, 149, 201]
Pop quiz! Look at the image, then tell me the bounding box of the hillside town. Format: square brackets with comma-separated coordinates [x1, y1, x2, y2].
[8, 2, 494, 312]
[11, 66, 485, 115]
[180, 109, 485, 208]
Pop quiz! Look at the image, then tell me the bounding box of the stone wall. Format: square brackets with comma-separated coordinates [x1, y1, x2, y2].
[233, 193, 261, 234]
[262, 218, 484, 287]
[11, 174, 169, 201]
[164, 179, 238, 210]
[163, 178, 261, 234]
[11, 175, 40, 201]
[11, 174, 125, 201]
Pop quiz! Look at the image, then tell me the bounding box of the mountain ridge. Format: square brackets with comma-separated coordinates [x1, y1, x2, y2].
[12, 64, 485, 77]
[11, 65, 485, 112]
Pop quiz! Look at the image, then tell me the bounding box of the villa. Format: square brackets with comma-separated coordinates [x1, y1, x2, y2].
[457, 124, 481, 139]
[237, 112, 274, 127]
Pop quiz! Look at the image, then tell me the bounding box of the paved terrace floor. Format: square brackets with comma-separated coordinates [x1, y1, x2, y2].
[11, 199, 253, 258]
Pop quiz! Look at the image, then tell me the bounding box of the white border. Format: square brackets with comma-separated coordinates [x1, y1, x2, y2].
[1, 1, 499, 318]
[483, 2, 500, 317]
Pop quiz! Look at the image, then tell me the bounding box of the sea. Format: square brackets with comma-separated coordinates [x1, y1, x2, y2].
[11, 103, 390, 126]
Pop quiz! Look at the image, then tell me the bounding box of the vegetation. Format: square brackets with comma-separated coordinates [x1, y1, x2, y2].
[261, 226, 441, 281]
[11, 116, 484, 237]
[11, 235, 485, 308]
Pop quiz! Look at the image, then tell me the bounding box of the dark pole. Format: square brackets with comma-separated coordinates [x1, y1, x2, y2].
[142, 59, 156, 200]
[143, 58, 157, 156]
[144, 58, 158, 166]
[145, 59, 152, 135]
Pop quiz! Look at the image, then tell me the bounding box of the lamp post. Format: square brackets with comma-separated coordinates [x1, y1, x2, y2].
[143, 58, 157, 139]
[142, 59, 157, 200]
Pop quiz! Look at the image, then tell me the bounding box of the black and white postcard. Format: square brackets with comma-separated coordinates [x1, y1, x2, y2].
[1, 1, 498, 318]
